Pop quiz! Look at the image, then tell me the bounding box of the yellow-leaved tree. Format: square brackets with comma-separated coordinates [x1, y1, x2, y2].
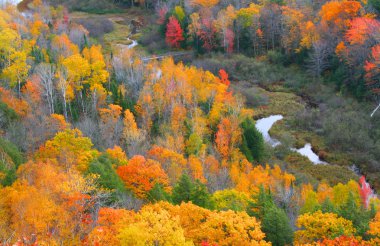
[118, 205, 194, 246]
[295, 211, 356, 244]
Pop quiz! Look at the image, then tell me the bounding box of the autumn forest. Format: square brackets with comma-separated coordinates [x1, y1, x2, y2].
[0, 0, 380, 245]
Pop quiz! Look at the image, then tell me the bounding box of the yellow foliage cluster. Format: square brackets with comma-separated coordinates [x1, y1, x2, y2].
[295, 211, 356, 244]
[89, 202, 271, 246]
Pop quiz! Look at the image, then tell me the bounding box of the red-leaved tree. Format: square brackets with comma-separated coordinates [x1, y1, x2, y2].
[358, 176, 373, 208]
[219, 69, 230, 87]
[365, 45, 380, 94]
[165, 16, 184, 48]
[198, 17, 217, 52]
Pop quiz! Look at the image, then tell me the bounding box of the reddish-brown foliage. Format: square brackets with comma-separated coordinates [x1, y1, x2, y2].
[165, 16, 184, 48]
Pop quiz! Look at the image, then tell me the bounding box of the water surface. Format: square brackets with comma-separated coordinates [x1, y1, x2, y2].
[293, 143, 327, 165]
[255, 115, 283, 147]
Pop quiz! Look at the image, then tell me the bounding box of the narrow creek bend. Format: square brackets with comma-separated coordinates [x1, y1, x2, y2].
[292, 144, 327, 165]
[255, 114, 376, 198]
[255, 114, 327, 165]
[255, 115, 283, 147]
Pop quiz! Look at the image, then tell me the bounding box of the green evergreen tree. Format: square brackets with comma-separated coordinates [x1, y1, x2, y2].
[321, 197, 336, 213]
[262, 206, 294, 246]
[191, 180, 214, 209]
[87, 154, 126, 193]
[172, 173, 194, 204]
[241, 118, 265, 163]
[0, 137, 24, 186]
[147, 183, 172, 203]
[248, 186, 293, 246]
[172, 173, 213, 208]
[337, 192, 371, 237]
[247, 186, 273, 218]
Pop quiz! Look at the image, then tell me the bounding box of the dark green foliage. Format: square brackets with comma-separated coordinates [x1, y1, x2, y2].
[190, 180, 214, 208]
[327, 56, 368, 100]
[247, 186, 274, 218]
[369, 0, 380, 12]
[0, 168, 16, 186]
[0, 102, 18, 128]
[267, 50, 288, 66]
[320, 193, 376, 238]
[172, 173, 193, 204]
[0, 137, 24, 186]
[248, 186, 294, 246]
[241, 118, 265, 163]
[150, 119, 161, 138]
[31, 47, 46, 64]
[321, 197, 336, 213]
[262, 206, 294, 246]
[240, 135, 253, 162]
[337, 192, 374, 238]
[172, 173, 214, 209]
[0, 137, 24, 167]
[87, 154, 126, 193]
[147, 183, 172, 203]
[109, 80, 136, 113]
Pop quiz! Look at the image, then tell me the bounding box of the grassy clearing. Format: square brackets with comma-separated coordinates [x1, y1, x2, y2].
[284, 153, 357, 186]
[103, 18, 132, 52]
[232, 82, 304, 118]
[71, 9, 149, 54]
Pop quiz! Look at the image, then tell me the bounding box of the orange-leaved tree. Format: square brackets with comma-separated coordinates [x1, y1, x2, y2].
[117, 155, 170, 198]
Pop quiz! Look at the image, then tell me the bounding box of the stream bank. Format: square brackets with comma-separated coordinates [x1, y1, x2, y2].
[255, 114, 375, 196]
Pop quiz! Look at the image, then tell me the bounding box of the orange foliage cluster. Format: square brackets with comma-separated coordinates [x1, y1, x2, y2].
[232, 164, 295, 194]
[0, 87, 28, 116]
[117, 155, 170, 198]
[317, 236, 370, 246]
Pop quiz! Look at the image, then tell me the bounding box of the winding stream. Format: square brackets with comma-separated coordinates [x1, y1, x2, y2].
[256, 114, 376, 198]
[255, 115, 283, 147]
[117, 38, 138, 51]
[127, 39, 138, 49]
[255, 115, 327, 164]
[292, 143, 327, 165]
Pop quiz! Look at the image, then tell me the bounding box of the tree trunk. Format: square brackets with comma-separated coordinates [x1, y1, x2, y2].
[63, 93, 68, 119]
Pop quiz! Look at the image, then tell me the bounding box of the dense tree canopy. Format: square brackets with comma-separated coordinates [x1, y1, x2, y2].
[0, 0, 379, 245]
